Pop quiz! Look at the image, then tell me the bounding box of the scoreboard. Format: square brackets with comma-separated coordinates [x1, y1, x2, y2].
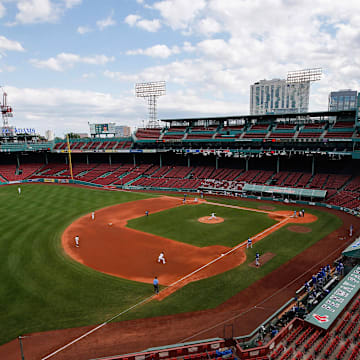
[89, 123, 116, 136]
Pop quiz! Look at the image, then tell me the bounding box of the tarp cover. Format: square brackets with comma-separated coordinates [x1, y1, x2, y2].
[342, 237, 360, 259]
[243, 184, 327, 199]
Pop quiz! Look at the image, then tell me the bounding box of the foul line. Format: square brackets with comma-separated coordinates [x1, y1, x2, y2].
[41, 206, 290, 360]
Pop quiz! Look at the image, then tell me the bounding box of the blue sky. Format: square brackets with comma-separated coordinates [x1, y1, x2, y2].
[0, 0, 359, 137]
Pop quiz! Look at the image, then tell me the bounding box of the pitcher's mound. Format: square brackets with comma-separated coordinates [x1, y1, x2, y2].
[198, 216, 224, 224]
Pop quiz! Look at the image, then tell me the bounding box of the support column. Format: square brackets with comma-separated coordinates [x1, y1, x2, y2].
[215, 155, 219, 170]
[159, 153, 162, 168]
[246, 157, 249, 171]
[16, 153, 20, 169]
[133, 154, 136, 166]
[312, 156, 315, 176]
[45, 152, 48, 165]
[86, 154, 89, 165]
[65, 156, 68, 165]
[109, 154, 112, 166]
[188, 155, 191, 168]
[277, 156, 280, 173]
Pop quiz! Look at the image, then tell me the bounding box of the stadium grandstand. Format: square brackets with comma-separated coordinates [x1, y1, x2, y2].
[1, 108, 360, 215]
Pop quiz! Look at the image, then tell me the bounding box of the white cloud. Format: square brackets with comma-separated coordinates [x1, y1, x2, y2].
[0, 35, 25, 52]
[124, 14, 141, 27]
[126, 44, 179, 58]
[11, 0, 81, 24]
[77, 25, 92, 34]
[124, 14, 161, 32]
[30, 53, 115, 71]
[63, 0, 82, 8]
[152, 0, 206, 30]
[0, 3, 6, 18]
[96, 10, 116, 30]
[197, 17, 221, 36]
[136, 18, 161, 32]
[15, 0, 59, 24]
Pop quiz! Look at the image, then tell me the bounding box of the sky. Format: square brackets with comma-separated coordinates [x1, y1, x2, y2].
[0, 0, 359, 137]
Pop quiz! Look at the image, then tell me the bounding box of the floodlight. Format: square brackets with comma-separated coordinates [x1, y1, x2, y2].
[135, 81, 166, 128]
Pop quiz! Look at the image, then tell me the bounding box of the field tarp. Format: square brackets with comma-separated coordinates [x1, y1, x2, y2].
[243, 184, 327, 199]
[342, 237, 360, 259]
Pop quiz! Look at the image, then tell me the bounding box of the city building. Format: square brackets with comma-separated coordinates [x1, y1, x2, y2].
[328, 89, 357, 111]
[250, 79, 310, 115]
[45, 130, 54, 141]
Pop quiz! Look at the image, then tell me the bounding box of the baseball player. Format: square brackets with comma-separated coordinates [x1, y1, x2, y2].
[91, 211, 95, 220]
[158, 251, 166, 264]
[293, 210, 297, 218]
[153, 276, 159, 294]
[74, 235, 80, 248]
[145, 210, 149, 217]
[255, 252, 260, 267]
[18, 187, 21, 195]
[247, 237, 252, 248]
[349, 224, 353, 237]
[208, 212, 217, 220]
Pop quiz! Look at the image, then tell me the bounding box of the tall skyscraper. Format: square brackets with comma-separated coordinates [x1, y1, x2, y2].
[250, 79, 310, 115]
[328, 90, 357, 111]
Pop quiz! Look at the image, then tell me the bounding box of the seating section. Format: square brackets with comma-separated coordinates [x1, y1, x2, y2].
[135, 128, 162, 140]
[0, 164, 42, 181]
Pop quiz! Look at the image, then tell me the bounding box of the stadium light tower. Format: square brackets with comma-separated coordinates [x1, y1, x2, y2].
[1, 88, 13, 128]
[286, 68, 322, 113]
[135, 81, 166, 128]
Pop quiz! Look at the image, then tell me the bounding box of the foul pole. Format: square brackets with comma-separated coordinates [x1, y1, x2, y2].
[66, 134, 74, 180]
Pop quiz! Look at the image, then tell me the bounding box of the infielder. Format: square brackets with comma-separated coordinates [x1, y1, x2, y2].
[247, 237, 252, 248]
[91, 211, 95, 220]
[255, 252, 260, 267]
[153, 276, 159, 294]
[158, 251, 166, 264]
[74, 235, 80, 248]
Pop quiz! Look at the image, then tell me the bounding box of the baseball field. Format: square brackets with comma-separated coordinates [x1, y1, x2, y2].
[0, 183, 344, 354]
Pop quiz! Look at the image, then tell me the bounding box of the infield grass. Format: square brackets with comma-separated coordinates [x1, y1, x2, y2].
[127, 204, 277, 247]
[0, 184, 343, 345]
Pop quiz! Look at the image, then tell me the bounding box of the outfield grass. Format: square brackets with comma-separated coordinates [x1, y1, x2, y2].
[0, 184, 155, 345]
[127, 204, 277, 247]
[0, 185, 343, 345]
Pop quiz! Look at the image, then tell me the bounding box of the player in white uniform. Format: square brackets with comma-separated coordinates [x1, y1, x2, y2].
[91, 211, 95, 220]
[18, 187, 21, 195]
[247, 237, 252, 248]
[158, 252, 166, 264]
[208, 212, 217, 220]
[74, 235, 80, 248]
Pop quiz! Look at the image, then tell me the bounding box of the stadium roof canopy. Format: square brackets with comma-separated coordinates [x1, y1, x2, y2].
[342, 237, 360, 258]
[161, 110, 356, 124]
[243, 184, 327, 199]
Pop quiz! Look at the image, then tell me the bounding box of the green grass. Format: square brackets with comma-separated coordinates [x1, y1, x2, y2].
[122, 208, 342, 320]
[0, 184, 343, 345]
[127, 204, 277, 247]
[0, 184, 155, 344]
